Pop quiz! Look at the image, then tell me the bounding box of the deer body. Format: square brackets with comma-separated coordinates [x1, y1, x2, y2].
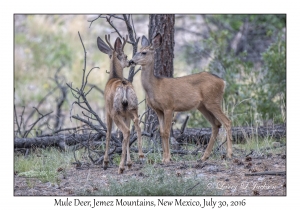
[130, 33, 232, 163]
[97, 35, 144, 174]
[142, 70, 225, 112]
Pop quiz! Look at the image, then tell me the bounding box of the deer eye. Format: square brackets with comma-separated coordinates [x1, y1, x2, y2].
[142, 52, 147, 55]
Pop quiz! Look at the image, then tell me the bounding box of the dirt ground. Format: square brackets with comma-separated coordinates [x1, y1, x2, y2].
[14, 150, 286, 196]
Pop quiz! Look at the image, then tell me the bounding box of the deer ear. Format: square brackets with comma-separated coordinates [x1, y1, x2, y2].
[114, 37, 123, 54]
[97, 37, 112, 56]
[141, 35, 150, 47]
[152, 33, 162, 49]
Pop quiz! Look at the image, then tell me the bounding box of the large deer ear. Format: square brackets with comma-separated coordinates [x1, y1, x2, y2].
[152, 33, 162, 49]
[97, 37, 112, 56]
[141, 35, 150, 47]
[114, 37, 123, 54]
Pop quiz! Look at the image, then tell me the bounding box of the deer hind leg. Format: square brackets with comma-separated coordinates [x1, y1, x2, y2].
[103, 113, 113, 170]
[124, 117, 133, 169]
[113, 115, 130, 174]
[131, 111, 144, 162]
[205, 104, 232, 159]
[198, 105, 221, 161]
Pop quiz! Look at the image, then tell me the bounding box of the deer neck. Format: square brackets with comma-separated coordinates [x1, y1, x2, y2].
[109, 54, 123, 80]
[141, 59, 160, 96]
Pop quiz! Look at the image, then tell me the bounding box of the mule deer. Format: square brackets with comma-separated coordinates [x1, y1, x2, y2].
[129, 33, 232, 163]
[97, 34, 144, 174]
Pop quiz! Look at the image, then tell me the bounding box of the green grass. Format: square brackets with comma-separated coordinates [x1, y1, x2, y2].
[14, 148, 76, 183]
[235, 136, 286, 156]
[14, 133, 285, 187]
[86, 165, 222, 196]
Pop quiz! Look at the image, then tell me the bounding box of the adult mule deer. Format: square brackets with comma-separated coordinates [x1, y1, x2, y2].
[97, 34, 144, 174]
[129, 33, 232, 163]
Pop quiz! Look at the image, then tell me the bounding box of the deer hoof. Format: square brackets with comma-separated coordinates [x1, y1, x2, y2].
[118, 168, 125, 174]
[103, 161, 109, 170]
[139, 155, 146, 164]
[200, 156, 208, 162]
[162, 158, 171, 164]
[127, 161, 132, 169]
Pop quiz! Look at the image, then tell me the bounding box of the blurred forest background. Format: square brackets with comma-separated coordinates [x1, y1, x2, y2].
[14, 14, 286, 137]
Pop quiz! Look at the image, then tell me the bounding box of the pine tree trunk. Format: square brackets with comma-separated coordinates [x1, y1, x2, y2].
[148, 14, 175, 77]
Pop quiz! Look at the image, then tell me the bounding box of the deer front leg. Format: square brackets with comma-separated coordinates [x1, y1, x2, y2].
[162, 110, 173, 164]
[103, 113, 113, 170]
[156, 110, 166, 162]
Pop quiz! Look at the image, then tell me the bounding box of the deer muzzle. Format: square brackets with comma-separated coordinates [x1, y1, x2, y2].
[129, 60, 136, 66]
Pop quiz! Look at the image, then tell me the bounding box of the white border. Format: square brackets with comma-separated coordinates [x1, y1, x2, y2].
[4, 0, 298, 209]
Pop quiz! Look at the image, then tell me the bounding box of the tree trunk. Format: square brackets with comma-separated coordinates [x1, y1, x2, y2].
[145, 14, 175, 133]
[148, 14, 175, 77]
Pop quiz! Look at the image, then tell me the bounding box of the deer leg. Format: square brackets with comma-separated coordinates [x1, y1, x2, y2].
[156, 110, 166, 161]
[198, 105, 221, 161]
[103, 113, 113, 170]
[124, 117, 133, 169]
[205, 104, 232, 159]
[162, 110, 173, 163]
[113, 116, 130, 174]
[131, 111, 144, 162]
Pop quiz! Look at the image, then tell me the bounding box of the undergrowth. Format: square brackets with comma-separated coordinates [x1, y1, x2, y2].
[85, 165, 222, 196]
[14, 148, 76, 183]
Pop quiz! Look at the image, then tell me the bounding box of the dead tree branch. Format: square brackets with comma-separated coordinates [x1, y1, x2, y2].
[22, 87, 58, 132]
[14, 104, 21, 136]
[23, 108, 53, 138]
[94, 14, 140, 82]
[88, 15, 102, 28]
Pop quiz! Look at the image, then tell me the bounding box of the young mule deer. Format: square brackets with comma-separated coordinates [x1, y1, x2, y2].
[97, 34, 144, 174]
[129, 33, 232, 163]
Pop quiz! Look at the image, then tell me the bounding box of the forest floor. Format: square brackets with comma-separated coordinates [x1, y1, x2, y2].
[14, 146, 286, 196]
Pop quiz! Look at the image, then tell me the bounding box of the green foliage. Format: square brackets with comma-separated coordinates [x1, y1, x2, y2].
[236, 136, 286, 155]
[15, 33, 72, 69]
[256, 34, 286, 123]
[90, 166, 221, 196]
[185, 15, 286, 127]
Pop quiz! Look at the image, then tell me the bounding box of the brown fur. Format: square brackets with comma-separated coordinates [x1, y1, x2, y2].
[98, 35, 144, 174]
[130, 33, 232, 163]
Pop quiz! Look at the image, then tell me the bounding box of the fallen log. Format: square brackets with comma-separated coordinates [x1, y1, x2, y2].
[14, 131, 151, 150]
[174, 124, 286, 144]
[14, 133, 105, 150]
[14, 124, 286, 149]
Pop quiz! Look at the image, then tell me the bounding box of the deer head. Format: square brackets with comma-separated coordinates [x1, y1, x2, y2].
[129, 33, 162, 66]
[97, 34, 130, 69]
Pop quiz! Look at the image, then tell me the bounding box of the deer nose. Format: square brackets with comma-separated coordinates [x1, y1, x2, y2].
[129, 60, 135, 66]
